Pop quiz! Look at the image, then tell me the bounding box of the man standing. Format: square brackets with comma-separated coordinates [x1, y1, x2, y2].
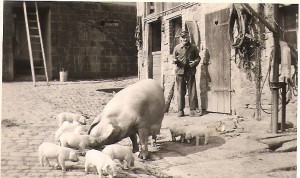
[173, 31, 201, 117]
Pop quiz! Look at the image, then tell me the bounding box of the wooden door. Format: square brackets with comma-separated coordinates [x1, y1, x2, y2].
[205, 8, 231, 114]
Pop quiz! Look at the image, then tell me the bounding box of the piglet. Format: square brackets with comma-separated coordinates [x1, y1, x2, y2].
[185, 126, 211, 145]
[59, 132, 97, 155]
[169, 124, 188, 143]
[38, 142, 79, 172]
[74, 125, 90, 135]
[102, 144, 134, 170]
[55, 121, 80, 142]
[85, 149, 117, 178]
[57, 112, 87, 126]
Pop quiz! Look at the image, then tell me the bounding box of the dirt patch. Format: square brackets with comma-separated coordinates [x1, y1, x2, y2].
[1, 119, 19, 127]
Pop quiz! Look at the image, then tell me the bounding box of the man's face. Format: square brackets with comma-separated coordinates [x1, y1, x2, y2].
[181, 35, 190, 45]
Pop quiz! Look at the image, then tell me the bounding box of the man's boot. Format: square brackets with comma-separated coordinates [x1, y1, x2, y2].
[200, 109, 208, 116]
[177, 110, 184, 117]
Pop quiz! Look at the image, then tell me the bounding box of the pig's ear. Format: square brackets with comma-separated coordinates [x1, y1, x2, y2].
[100, 124, 115, 140]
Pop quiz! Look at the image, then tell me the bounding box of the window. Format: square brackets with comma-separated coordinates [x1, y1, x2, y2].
[279, 4, 298, 49]
[150, 2, 155, 14]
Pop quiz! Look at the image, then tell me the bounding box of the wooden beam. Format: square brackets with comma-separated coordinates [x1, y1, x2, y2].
[242, 4, 277, 34]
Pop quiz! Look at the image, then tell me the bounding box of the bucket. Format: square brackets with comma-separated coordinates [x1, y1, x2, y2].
[59, 71, 68, 82]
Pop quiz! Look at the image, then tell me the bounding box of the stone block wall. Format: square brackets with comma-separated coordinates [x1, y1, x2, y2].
[50, 2, 137, 79]
[138, 3, 297, 124]
[2, 2, 14, 81]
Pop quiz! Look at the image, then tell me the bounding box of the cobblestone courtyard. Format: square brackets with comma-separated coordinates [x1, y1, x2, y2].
[1, 77, 297, 178]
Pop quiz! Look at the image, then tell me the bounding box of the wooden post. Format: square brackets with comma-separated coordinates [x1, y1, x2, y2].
[281, 82, 286, 132]
[271, 4, 280, 133]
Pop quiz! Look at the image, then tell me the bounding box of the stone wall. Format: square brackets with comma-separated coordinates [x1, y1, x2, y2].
[2, 2, 14, 81]
[51, 2, 137, 79]
[138, 3, 297, 125]
[2, 2, 137, 81]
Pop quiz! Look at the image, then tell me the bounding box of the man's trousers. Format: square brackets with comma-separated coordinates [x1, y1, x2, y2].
[176, 73, 198, 111]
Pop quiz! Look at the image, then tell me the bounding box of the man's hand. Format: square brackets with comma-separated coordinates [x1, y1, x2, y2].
[173, 59, 178, 64]
[189, 61, 195, 67]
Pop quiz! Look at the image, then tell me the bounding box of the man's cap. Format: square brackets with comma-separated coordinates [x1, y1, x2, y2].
[180, 31, 190, 37]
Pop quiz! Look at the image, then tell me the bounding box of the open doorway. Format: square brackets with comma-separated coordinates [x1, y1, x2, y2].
[150, 20, 162, 84]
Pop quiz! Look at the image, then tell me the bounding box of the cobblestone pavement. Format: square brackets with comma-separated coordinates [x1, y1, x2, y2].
[1, 77, 297, 178]
[1, 77, 152, 178]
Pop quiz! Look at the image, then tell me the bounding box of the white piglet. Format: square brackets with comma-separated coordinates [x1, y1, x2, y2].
[59, 132, 97, 154]
[102, 144, 134, 170]
[38, 142, 79, 172]
[55, 121, 80, 142]
[85, 149, 117, 178]
[57, 112, 87, 126]
[74, 125, 90, 135]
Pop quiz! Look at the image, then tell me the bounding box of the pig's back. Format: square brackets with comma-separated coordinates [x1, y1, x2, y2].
[102, 144, 132, 159]
[86, 150, 108, 165]
[103, 79, 165, 126]
[39, 143, 67, 157]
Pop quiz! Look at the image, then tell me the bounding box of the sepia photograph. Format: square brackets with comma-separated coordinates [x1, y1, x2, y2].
[1, 1, 298, 177]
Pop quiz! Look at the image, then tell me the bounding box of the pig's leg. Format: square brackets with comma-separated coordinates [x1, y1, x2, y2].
[130, 134, 139, 153]
[124, 154, 132, 169]
[96, 165, 102, 178]
[170, 131, 176, 142]
[79, 143, 86, 155]
[151, 134, 157, 147]
[195, 136, 200, 146]
[54, 158, 59, 169]
[180, 134, 185, 143]
[138, 129, 149, 160]
[204, 132, 209, 145]
[130, 155, 135, 168]
[123, 160, 129, 170]
[44, 157, 50, 166]
[85, 162, 89, 174]
[39, 155, 43, 166]
[58, 158, 66, 172]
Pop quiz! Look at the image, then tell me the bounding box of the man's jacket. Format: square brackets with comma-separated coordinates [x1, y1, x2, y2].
[173, 43, 200, 75]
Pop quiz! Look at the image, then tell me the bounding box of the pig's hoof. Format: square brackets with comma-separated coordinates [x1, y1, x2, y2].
[138, 152, 148, 160]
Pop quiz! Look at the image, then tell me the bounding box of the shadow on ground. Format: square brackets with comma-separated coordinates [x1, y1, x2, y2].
[147, 136, 225, 159]
[97, 88, 124, 93]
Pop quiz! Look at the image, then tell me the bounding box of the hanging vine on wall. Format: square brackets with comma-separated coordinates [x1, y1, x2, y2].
[228, 3, 261, 81]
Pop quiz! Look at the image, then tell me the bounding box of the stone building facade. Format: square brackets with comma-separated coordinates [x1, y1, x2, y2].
[137, 3, 298, 125]
[2, 1, 137, 81]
